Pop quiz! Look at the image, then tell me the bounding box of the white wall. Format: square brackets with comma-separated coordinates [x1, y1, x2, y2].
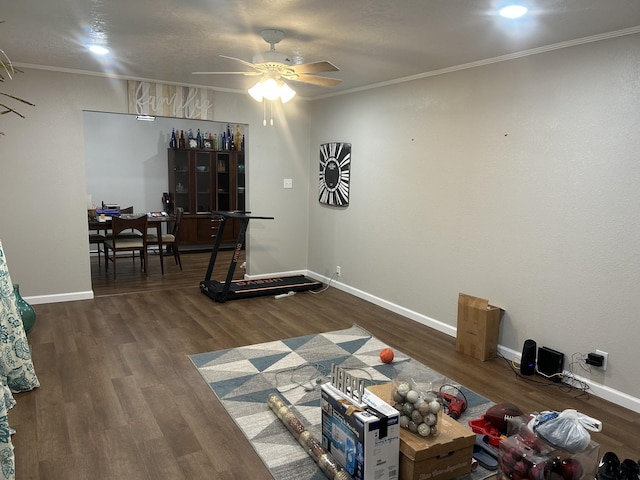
[83, 112, 240, 214]
[308, 34, 640, 402]
[0, 69, 312, 299]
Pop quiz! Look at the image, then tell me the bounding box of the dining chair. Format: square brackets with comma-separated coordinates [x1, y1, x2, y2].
[103, 215, 148, 279]
[88, 231, 106, 266]
[146, 208, 183, 274]
[102, 206, 141, 265]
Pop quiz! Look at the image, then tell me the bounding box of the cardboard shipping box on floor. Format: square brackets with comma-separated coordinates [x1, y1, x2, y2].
[456, 293, 503, 361]
[367, 383, 476, 480]
[321, 382, 400, 480]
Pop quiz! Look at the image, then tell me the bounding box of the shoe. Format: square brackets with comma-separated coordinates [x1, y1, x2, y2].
[619, 459, 639, 480]
[597, 452, 620, 480]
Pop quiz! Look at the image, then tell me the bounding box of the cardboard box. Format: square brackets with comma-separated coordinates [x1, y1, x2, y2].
[368, 383, 476, 480]
[456, 293, 503, 361]
[321, 382, 400, 480]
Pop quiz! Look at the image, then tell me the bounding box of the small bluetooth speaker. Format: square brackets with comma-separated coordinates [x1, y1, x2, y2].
[520, 339, 537, 375]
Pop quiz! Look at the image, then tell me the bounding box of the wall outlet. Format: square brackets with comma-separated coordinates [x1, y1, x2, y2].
[336, 266, 341, 276]
[595, 349, 608, 371]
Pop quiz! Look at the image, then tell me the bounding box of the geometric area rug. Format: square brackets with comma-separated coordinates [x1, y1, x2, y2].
[189, 324, 494, 480]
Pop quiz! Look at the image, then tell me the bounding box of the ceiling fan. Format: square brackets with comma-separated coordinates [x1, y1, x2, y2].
[193, 29, 342, 90]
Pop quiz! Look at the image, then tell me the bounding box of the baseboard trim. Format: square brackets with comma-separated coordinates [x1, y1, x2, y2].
[307, 272, 456, 336]
[308, 271, 640, 414]
[24, 290, 94, 305]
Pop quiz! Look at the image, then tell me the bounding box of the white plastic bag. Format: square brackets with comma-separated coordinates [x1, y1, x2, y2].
[528, 409, 602, 453]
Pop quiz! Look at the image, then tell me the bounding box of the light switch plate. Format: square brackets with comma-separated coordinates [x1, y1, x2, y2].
[283, 178, 293, 189]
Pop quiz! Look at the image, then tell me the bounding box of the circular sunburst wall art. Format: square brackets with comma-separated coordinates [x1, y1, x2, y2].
[319, 142, 351, 207]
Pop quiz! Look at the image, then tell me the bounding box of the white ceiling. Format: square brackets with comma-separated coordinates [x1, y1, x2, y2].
[3, 0, 640, 99]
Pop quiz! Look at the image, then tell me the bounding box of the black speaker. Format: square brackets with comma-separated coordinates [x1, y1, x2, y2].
[520, 339, 537, 375]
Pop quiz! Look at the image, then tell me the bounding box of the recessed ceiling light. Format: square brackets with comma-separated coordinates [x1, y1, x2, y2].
[499, 5, 528, 18]
[88, 44, 109, 55]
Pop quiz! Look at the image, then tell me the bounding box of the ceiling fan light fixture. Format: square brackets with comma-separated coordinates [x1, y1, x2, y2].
[247, 78, 296, 103]
[248, 81, 265, 102]
[279, 82, 296, 103]
[262, 78, 281, 101]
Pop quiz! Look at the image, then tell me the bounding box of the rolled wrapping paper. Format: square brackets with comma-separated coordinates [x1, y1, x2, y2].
[267, 393, 354, 480]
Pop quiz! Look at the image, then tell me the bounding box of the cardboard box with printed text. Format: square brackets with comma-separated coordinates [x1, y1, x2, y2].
[321, 382, 400, 480]
[367, 382, 476, 480]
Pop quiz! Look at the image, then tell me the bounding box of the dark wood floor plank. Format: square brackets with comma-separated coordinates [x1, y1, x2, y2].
[138, 436, 186, 480]
[10, 251, 640, 479]
[140, 384, 203, 459]
[38, 454, 96, 480]
[94, 424, 152, 479]
[111, 375, 162, 437]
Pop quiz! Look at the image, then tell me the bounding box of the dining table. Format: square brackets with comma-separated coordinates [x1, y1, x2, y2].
[88, 213, 176, 274]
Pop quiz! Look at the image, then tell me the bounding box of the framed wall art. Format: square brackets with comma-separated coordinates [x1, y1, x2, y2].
[319, 142, 351, 207]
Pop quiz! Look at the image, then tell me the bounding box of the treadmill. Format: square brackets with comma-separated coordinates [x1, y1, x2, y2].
[199, 211, 323, 302]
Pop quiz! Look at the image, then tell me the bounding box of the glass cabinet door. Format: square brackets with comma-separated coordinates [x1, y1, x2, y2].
[216, 152, 230, 211]
[173, 150, 190, 213]
[236, 152, 246, 212]
[195, 151, 212, 212]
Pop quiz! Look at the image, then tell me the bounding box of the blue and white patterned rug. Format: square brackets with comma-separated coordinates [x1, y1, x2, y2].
[189, 324, 493, 480]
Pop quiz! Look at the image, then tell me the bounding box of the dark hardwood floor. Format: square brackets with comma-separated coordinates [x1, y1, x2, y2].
[13, 251, 639, 479]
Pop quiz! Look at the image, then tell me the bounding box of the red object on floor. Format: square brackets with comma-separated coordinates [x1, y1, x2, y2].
[379, 348, 394, 363]
[468, 415, 504, 446]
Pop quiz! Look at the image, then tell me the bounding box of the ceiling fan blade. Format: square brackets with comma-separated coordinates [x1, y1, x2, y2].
[293, 74, 342, 88]
[192, 71, 261, 76]
[219, 55, 259, 70]
[291, 61, 340, 74]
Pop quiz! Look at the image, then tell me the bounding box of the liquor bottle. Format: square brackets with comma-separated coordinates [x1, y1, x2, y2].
[213, 133, 217, 150]
[235, 125, 242, 151]
[230, 134, 235, 151]
[170, 128, 177, 148]
[222, 132, 227, 150]
[196, 129, 202, 148]
[179, 130, 185, 149]
[188, 128, 194, 140]
[241, 134, 245, 151]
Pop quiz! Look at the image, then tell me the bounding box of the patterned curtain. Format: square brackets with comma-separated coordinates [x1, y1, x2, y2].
[0, 240, 40, 479]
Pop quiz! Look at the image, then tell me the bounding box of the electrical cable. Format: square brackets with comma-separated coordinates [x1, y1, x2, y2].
[309, 271, 337, 295]
[274, 363, 376, 393]
[498, 352, 566, 387]
[275, 363, 329, 393]
[560, 352, 592, 399]
[497, 352, 590, 398]
[439, 383, 469, 405]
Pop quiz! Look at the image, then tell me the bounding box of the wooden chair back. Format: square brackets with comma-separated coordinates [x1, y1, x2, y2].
[171, 208, 184, 237]
[104, 215, 149, 278]
[111, 215, 148, 242]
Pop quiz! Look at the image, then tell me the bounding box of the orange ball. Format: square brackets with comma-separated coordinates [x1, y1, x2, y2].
[380, 348, 394, 364]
